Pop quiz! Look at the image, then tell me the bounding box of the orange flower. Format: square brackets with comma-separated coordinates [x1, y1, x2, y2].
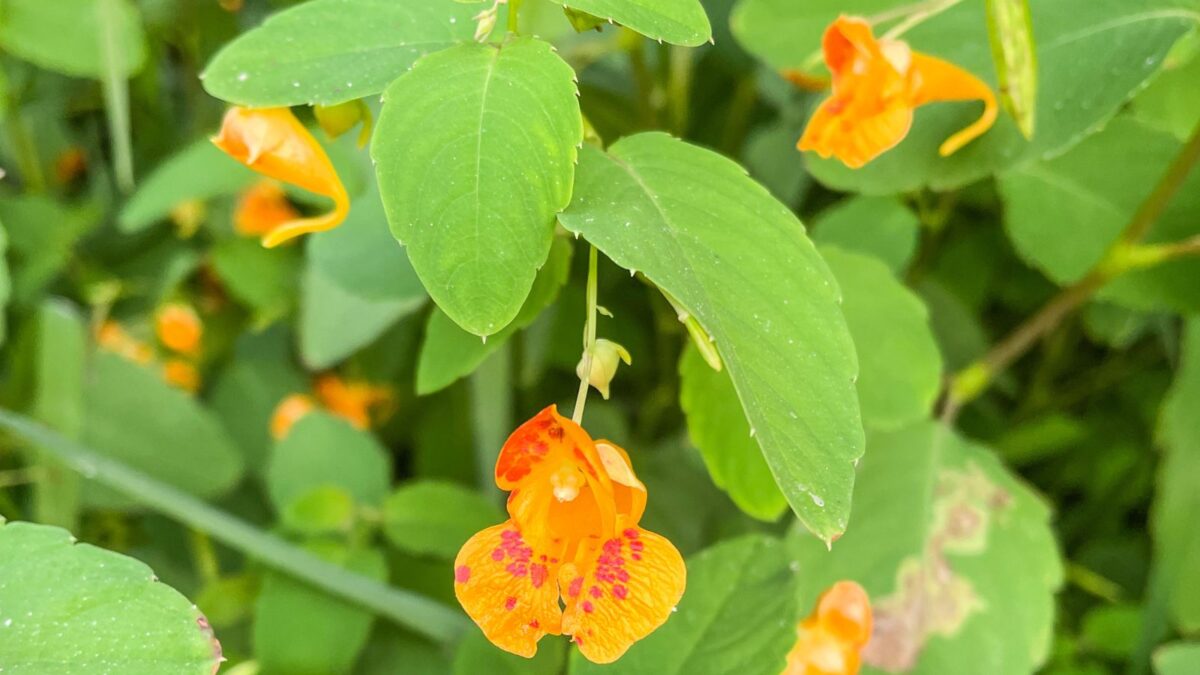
[783, 581, 872, 675]
[798, 16, 997, 168]
[234, 181, 302, 238]
[96, 321, 153, 364]
[163, 359, 201, 393]
[270, 394, 317, 441]
[54, 147, 87, 184]
[155, 303, 203, 356]
[454, 406, 686, 663]
[211, 107, 349, 248]
[314, 374, 391, 430]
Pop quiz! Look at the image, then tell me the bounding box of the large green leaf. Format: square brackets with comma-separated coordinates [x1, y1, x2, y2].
[382, 481, 504, 559]
[821, 246, 942, 430]
[999, 117, 1200, 312]
[201, 0, 479, 106]
[0, 223, 8, 347]
[811, 196, 920, 274]
[1156, 643, 1200, 675]
[0, 196, 98, 303]
[1132, 37, 1200, 141]
[454, 630, 566, 675]
[786, 422, 1062, 675]
[82, 353, 244, 508]
[547, 0, 711, 46]
[119, 139, 257, 233]
[678, 345, 787, 521]
[1153, 318, 1200, 633]
[559, 132, 863, 542]
[0, 0, 146, 78]
[730, 0, 1199, 193]
[210, 238, 302, 322]
[373, 37, 583, 336]
[571, 535, 798, 675]
[255, 541, 387, 675]
[266, 412, 392, 513]
[416, 237, 572, 394]
[30, 300, 87, 530]
[0, 521, 221, 674]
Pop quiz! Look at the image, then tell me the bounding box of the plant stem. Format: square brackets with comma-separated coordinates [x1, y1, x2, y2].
[942, 119, 1200, 420]
[97, 0, 135, 193]
[0, 410, 470, 645]
[572, 246, 599, 424]
[470, 344, 511, 503]
[507, 0, 522, 35]
[882, 0, 964, 40]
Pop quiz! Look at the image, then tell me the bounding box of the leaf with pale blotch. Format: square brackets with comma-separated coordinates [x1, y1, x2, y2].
[0, 521, 222, 674]
[731, 0, 1198, 193]
[202, 0, 479, 106]
[786, 422, 1062, 675]
[548, 0, 711, 46]
[373, 38, 582, 336]
[571, 535, 798, 675]
[559, 132, 863, 542]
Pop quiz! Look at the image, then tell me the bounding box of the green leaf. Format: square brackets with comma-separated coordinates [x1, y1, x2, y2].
[558, 132, 863, 542]
[416, 237, 572, 394]
[1153, 318, 1200, 633]
[0, 223, 8, 347]
[1132, 38, 1200, 141]
[299, 262, 425, 369]
[1079, 604, 1142, 659]
[546, 0, 712, 46]
[1155, 643, 1200, 675]
[373, 37, 583, 336]
[678, 345, 787, 521]
[82, 353, 244, 507]
[786, 422, 1063, 675]
[266, 412, 392, 513]
[986, 0, 1038, 139]
[0, 0, 146, 78]
[210, 238, 302, 322]
[455, 629, 566, 675]
[255, 542, 387, 675]
[201, 0, 479, 107]
[30, 300, 87, 530]
[821, 246, 942, 430]
[571, 534, 798, 675]
[811, 196, 920, 275]
[119, 139, 257, 233]
[0, 196, 98, 302]
[999, 116, 1200, 312]
[383, 481, 504, 559]
[0, 521, 221, 674]
[730, 0, 1199, 193]
[281, 486, 357, 536]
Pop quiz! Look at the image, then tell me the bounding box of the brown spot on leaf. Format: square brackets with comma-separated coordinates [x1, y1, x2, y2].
[197, 614, 223, 674]
[862, 462, 1011, 672]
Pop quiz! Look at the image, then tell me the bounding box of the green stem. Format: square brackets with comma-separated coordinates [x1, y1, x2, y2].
[572, 246, 599, 424]
[97, 0, 135, 192]
[469, 343, 511, 503]
[941, 119, 1200, 419]
[0, 410, 470, 645]
[6, 110, 46, 193]
[507, 0, 523, 35]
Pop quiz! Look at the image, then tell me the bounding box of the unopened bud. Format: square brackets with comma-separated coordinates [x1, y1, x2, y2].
[313, 100, 373, 147]
[576, 339, 631, 400]
[474, 7, 499, 42]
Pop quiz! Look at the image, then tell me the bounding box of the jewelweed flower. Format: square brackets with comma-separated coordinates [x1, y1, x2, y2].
[234, 181, 300, 238]
[799, 16, 997, 168]
[783, 581, 872, 675]
[211, 107, 349, 248]
[163, 359, 200, 393]
[155, 303, 203, 357]
[454, 405, 686, 663]
[54, 147, 87, 184]
[270, 393, 317, 441]
[96, 321, 153, 365]
[314, 374, 391, 430]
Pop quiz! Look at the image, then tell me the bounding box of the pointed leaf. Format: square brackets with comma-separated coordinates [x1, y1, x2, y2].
[546, 0, 711, 46]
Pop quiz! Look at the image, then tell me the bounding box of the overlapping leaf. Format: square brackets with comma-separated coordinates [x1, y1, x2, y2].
[548, 0, 712, 46]
[0, 0, 145, 78]
[559, 132, 863, 541]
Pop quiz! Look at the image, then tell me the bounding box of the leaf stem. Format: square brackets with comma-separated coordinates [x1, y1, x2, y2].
[572, 246, 599, 424]
[941, 119, 1200, 420]
[96, 0, 135, 193]
[0, 410, 470, 645]
[507, 0, 522, 35]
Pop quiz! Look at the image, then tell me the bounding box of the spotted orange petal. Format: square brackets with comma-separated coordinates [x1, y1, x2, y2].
[559, 525, 686, 664]
[211, 107, 349, 248]
[454, 521, 565, 658]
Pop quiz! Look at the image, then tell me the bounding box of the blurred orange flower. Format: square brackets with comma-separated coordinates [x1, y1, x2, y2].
[54, 147, 87, 184]
[234, 181, 302, 238]
[96, 321, 153, 364]
[270, 393, 317, 441]
[454, 406, 685, 663]
[798, 16, 997, 168]
[163, 359, 201, 393]
[155, 303, 203, 356]
[783, 581, 873, 675]
[212, 107, 349, 247]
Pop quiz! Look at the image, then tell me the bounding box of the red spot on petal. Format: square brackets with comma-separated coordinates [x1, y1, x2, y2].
[491, 548, 505, 561]
[568, 576, 584, 597]
[582, 601, 595, 613]
[455, 565, 471, 583]
[630, 540, 645, 552]
[575, 635, 585, 645]
[590, 585, 603, 598]
[613, 584, 628, 600]
[530, 619, 540, 629]
[506, 562, 528, 577]
[632, 553, 642, 561]
[617, 569, 630, 583]
[530, 564, 548, 588]
[505, 596, 517, 611]
[623, 528, 640, 540]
